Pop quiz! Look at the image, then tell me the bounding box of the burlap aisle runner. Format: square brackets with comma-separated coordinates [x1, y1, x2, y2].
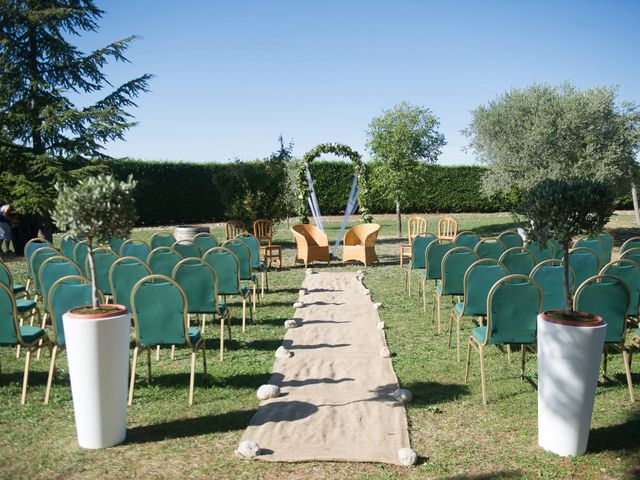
[240, 271, 411, 465]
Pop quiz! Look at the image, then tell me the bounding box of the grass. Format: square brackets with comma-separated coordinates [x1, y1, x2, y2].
[1, 212, 639, 479]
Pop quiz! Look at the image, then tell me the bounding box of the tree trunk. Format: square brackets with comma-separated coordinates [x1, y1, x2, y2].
[86, 240, 98, 309]
[395, 198, 402, 238]
[562, 242, 572, 315]
[37, 211, 54, 243]
[631, 177, 640, 227]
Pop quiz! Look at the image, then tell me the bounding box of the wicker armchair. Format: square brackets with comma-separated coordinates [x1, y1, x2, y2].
[342, 223, 381, 266]
[291, 224, 330, 267]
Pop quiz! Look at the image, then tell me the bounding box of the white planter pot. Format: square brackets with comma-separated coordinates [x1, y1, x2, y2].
[63, 306, 131, 449]
[537, 311, 606, 456]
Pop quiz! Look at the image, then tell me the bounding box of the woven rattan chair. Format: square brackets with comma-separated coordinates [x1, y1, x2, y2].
[343, 223, 381, 266]
[291, 224, 330, 267]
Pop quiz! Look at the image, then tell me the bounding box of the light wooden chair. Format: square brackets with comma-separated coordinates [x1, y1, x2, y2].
[224, 220, 246, 241]
[343, 223, 381, 266]
[399, 216, 427, 267]
[437, 217, 458, 241]
[291, 224, 330, 267]
[254, 219, 283, 269]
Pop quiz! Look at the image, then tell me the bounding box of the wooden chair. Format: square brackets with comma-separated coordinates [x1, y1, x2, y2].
[253, 219, 283, 269]
[343, 223, 381, 266]
[225, 220, 246, 241]
[291, 224, 330, 267]
[437, 217, 458, 241]
[399, 216, 427, 267]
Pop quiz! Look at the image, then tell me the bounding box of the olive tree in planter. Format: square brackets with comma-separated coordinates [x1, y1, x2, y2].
[52, 174, 137, 449]
[519, 178, 615, 457]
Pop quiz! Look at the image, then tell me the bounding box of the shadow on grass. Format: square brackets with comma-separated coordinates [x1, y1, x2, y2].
[608, 227, 640, 247]
[588, 408, 640, 454]
[402, 381, 470, 405]
[469, 221, 523, 238]
[214, 373, 271, 390]
[441, 471, 523, 480]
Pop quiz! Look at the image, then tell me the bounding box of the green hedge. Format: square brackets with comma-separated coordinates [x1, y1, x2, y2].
[107, 159, 633, 225]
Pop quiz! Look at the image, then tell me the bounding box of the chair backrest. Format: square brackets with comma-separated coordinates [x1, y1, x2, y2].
[48, 276, 100, 346]
[437, 217, 458, 240]
[550, 239, 564, 260]
[109, 256, 152, 312]
[119, 239, 151, 262]
[574, 236, 606, 266]
[150, 232, 176, 250]
[147, 247, 183, 277]
[600, 259, 640, 315]
[597, 232, 613, 265]
[24, 238, 52, 278]
[474, 237, 506, 260]
[30, 246, 59, 295]
[481, 275, 543, 345]
[526, 240, 556, 264]
[454, 231, 480, 249]
[497, 230, 524, 249]
[88, 247, 119, 296]
[193, 232, 218, 253]
[131, 275, 190, 347]
[39, 256, 81, 307]
[237, 234, 261, 269]
[225, 220, 246, 240]
[172, 240, 202, 259]
[568, 247, 600, 289]
[408, 233, 437, 270]
[499, 247, 536, 276]
[0, 283, 21, 345]
[109, 236, 128, 254]
[172, 258, 220, 314]
[461, 259, 508, 316]
[291, 224, 329, 247]
[440, 247, 479, 296]
[574, 275, 630, 344]
[72, 240, 90, 276]
[253, 219, 273, 245]
[530, 259, 576, 312]
[621, 236, 640, 254]
[620, 247, 640, 266]
[222, 239, 252, 280]
[60, 234, 77, 259]
[202, 247, 242, 296]
[425, 239, 453, 280]
[407, 216, 427, 243]
[0, 262, 15, 289]
[344, 223, 381, 247]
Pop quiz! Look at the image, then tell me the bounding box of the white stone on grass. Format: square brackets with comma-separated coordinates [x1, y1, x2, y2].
[306, 268, 313, 274]
[380, 347, 391, 358]
[373, 302, 382, 309]
[293, 301, 304, 309]
[398, 447, 417, 466]
[236, 441, 261, 459]
[377, 321, 385, 331]
[356, 269, 364, 275]
[275, 346, 293, 358]
[393, 388, 413, 403]
[363, 289, 371, 296]
[298, 288, 306, 296]
[284, 319, 298, 329]
[256, 384, 280, 400]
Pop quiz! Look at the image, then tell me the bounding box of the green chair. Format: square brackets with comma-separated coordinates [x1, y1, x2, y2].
[24, 239, 53, 294]
[147, 247, 183, 277]
[87, 247, 118, 298]
[119, 239, 151, 262]
[150, 232, 176, 250]
[574, 236, 606, 266]
[172, 258, 231, 360]
[526, 241, 556, 264]
[621, 236, 640, 254]
[222, 239, 257, 317]
[498, 230, 524, 249]
[464, 275, 542, 405]
[403, 233, 437, 296]
[193, 233, 218, 255]
[600, 259, 640, 317]
[550, 239, 564, 260]
[38, 256, 81, 325]
[530, 259, 576, 312]
[60, 233, 77, 259]
[420, 239, 453, 313]
[431, 247, 479, 334]
[237, 233, 268, 296]
[453, 231, 480, 249]
[109, 236, 128, 254]
[574, 275, 635, 402]
[0, 282, 50, 404]
[567, 247, 600, 289]
[474, 238, 506, 260]
[0, 260, 27, 296]
[108, 256, 152, 313]
[172, 240, 202, 259]
[621, 247, 640, 267]
[129, 275, 207, 406]
[72, 240, 90, 276]
[203, 247, 252, 331]
[499, 247, 535, 276]
[29, 246, 58, 303]
[449, 258, 509, 362]
[597, 231, 613, 265]
[44, 276, 102, 404]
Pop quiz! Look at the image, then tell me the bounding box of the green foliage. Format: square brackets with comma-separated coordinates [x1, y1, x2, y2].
[464, 83, 640, 197]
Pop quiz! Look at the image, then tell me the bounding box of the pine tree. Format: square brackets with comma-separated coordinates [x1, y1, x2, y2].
[0, 0, 151, 240]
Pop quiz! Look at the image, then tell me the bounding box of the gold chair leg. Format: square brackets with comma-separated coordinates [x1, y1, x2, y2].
[261, 271, 265, 298]
[521, 345, 526, 381]
[507, 344, 512, 364]
[44, 345, 58, 405]
[436, 294, 442, 334]
[622, 348, 635, 403]
[170, 345, 175, 360]
[20, 348, 32, 405]
[189, 351, 196, 406]
[128, 346, 139, 406]
[156, 344, 160, 361]
[147, 348, 152, 382]
[456, 315, 461, 362]
[201, 313, 206, 334]
[464, 339, 473, 382]
[242, 297, 247, 333]
[226, 311, 232, 341]
[202, 343, 207, 375]
[448, 310, 454, 348]
[479, 345, 488, 405]
[422, 280, 427, 312]
[219, 316, 225, 361]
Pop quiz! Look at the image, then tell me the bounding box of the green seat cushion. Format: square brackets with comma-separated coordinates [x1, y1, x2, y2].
[472, 326, 487, 343]
[16, 299, 37, 312]
[188, 327, 202, 345]
[19, 325, 46, 344]
[13, 284, 26, 294]
[454, 302, 464, 316]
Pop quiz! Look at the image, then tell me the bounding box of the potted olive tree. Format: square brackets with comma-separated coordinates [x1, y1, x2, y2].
[52, 174, 137, 449]
[519, 178, 614, 457]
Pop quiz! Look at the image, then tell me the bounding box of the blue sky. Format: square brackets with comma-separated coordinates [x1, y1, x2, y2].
[75, 1, 640, 164]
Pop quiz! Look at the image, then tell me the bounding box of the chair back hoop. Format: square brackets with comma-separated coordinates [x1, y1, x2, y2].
[108, 256, 152, 311]
[343, 223, 381, 247]
[25, 238, 52, 276]
[236, 233, 261, 269]
[150, 232, 176, 250]
[567, 247, 601, 288]
[425, 239, 453, 279]
[407, 216, 428, 243]
[193, 232, 219, 252]
[131, 274, 191, 347]
[621, 236, 640, 253]
[574, 274, 631, 343]
[253, 219, 273, 245]
[222, 239, 253, 280]
[599, 259, 640, 315]
[86, 248, 118, 295]
[147, 247, 183, 277]
[474, 237, 506, 260]
[119, 239, 151, 262]
[30, 247, 59, 293]
[72, 240, 90, 275]
[620, 246, 640, 264]
[48, 275, 101, 346]
[526, 240, 557, 264]
[530, 259, 576, 311]
[0, 282, 21, 344]
[225, 220, 246, 240]
[461, 258, 509, 316]
[172, 258, 220, 314]
[482, 274, 543, 346]
[497, 230, 524, 249]
[39, 256, 81, 306]
[574, 235, 606, 265]
[409, 233, 437, 270]
[454, 231, 481, 249]
[440, 247, 479, 296]
[172, 240, 202, 259]
[437, 217, 458, 240]
[596, 231, 613, 264]
[291, 224, 329, 247]
[109, 236, 128, 254]
[499, 247, 535, 276]
[202, 247, 242, 296]
[60, 234, 78, 259]
[0, 262, 14, 287]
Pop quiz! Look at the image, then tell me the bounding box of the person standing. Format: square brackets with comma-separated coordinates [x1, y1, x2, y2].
[0, 204, 18, 255]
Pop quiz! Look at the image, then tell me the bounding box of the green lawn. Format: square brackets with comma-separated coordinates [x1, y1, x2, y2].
[1, 212, 639, 479]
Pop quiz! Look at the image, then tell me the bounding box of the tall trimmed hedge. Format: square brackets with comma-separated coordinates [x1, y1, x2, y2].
[107, 159, 633, 225]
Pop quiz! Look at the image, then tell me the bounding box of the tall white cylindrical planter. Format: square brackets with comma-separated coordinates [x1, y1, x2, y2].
[63, 306, 130, 449]
[537, 312, 606, 457]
